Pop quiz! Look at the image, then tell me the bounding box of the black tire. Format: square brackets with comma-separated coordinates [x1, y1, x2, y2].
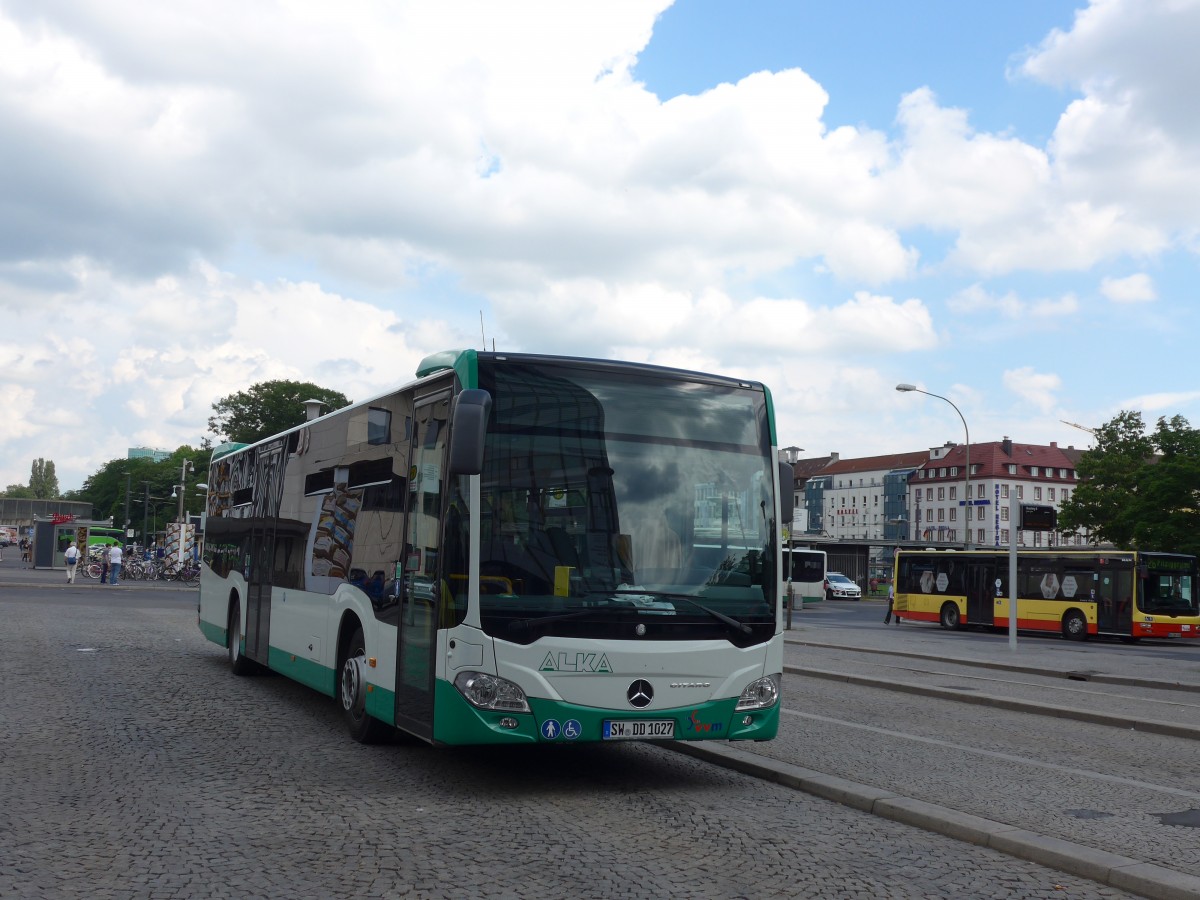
[228, 599, 256, 675]
[939, 602, 961, 630]
[339, 625, 391, 744]
[1062, 609, 1088, 641]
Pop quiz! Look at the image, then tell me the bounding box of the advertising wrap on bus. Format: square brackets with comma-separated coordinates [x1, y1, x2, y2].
[198, 350, 789, 746]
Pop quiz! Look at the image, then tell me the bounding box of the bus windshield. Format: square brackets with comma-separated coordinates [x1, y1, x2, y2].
[474, 359, 777, 645]
[1140, 555, 1198, 615]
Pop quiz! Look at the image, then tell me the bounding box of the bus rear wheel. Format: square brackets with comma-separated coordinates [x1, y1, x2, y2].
[1062, 609, 1088, 641]
[939, 602, 961, 630]
[339, 625, 391, 744]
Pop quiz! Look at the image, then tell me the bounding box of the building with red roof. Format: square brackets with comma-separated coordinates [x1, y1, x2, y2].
[788, 437, 1089, 548]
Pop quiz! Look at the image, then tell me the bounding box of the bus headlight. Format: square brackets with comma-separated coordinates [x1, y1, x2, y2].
[735, 674, 781, 711]
[454, 671, 531, 713]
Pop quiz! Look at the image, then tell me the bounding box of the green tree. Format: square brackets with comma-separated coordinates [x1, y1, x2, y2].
[74, 446, 208, 541]
[208, 380, 350, 445]
[1058, 411, 1200, 556]
[28, 458, 60, 499]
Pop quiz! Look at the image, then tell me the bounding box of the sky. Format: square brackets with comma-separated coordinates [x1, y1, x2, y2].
[3, 0, 1199, 492]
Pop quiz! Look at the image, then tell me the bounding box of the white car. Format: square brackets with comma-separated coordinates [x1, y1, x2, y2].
[824, 572, 862, 601]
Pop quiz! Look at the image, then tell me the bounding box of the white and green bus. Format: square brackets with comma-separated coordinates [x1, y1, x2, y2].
[198, 350, 791, 745]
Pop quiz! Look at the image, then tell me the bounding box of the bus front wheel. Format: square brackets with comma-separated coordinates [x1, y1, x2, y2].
[228, 599, 256, 676]
[1062, 609, 1088, 641]
[339, 625, 391, 744]
[939, 602, 961, 630]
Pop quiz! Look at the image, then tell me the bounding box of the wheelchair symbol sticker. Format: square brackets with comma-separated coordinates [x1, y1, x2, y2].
[562, 719, 582, 741]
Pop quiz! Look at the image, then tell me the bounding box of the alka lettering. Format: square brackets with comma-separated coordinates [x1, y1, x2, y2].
[539, 652, 613, 673]
[685, 710, 724, 734]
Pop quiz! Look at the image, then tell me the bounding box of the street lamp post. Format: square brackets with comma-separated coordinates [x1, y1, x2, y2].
[896, 383, 971, 550]
[173, 460, 193, 523]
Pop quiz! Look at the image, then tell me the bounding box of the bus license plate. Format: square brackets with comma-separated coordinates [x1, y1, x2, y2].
[602, 719, 674, 740]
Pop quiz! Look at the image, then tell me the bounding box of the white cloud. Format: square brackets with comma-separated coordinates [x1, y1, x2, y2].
[1004, 367, 1062, 414]
[947, 284, 1078, 318]
[1100, 273, 1156, 303]
[2, 0, 1200, 489]
[1018, 0, 1200, 239]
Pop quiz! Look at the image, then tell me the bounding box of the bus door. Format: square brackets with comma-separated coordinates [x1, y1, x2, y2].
[395, 389, 451, 740]
[1086, 564, 1112, 633]
[966, 561, 994, 626]
[1110, 561, 1134, 635]
[244, 524, 274, 665]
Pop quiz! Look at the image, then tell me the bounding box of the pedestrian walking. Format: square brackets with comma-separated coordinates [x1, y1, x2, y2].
[883, 583, 895, 624]
[100, 551, 109, 584]
[21, 538, 30, 569]
[65, 543, 80, 584]
[108, 543, 123, 586]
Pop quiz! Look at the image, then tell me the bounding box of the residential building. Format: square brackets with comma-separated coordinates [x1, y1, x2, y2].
[788, 437, 1089, 547]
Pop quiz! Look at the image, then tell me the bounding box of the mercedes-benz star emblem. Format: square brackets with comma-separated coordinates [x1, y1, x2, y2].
[627, 679, 653, 709]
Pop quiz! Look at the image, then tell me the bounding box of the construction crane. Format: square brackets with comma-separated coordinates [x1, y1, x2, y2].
[1060, 419, 1098, 436]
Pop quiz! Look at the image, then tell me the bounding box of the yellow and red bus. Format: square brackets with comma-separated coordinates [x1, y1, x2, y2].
[892, 549, 1199, 641]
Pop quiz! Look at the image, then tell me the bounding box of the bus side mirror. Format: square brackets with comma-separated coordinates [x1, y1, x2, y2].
[448, 389, 492, 475]
[778, 462, 794, 522]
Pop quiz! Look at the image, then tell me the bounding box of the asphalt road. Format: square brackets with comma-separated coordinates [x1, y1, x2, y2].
[0, 572, 1137, 899]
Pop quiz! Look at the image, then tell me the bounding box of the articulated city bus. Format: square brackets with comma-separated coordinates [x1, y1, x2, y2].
[198, 350, 791, 745]
[892, 549, 1199, 641]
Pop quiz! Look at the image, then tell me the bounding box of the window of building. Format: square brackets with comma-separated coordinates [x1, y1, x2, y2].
[1033, 531, 1042, 547]
[1030, 466, 1039, 477]
[1016, 485, 1024, 499]
[1061, 468, 1069, 479]
[926, 488, 933, 501]
[1048, 488, 1056, 501]
[1001, 484, 1009, 499]
[939, 467, 947, 478]
[938, 487, 945, 500]
[938, 508, 945, 521]
[949, 486, 957, 500]
[1001, 528, 1010, 544]
[918, 470, 925, 479]
[977, 506, 985, 521]
[977, 528, 985, 543]
[950, 467, 958, 477]
[1062, 489, 1069, 502]
[1034, 487, 1042, 500]
[1007, 464, 1017, 474]
[948, 529, 956, 541]
[1001, 506, 1009, 521]
[949, 508, 956, 521]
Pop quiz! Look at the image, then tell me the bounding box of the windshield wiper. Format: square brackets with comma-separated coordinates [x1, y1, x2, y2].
[507, 601, 634, 636]
[611, 590, 752, 636]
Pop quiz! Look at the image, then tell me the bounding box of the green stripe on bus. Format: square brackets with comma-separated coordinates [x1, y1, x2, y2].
[267, 648, 336, 698]
[199, 619, 227, 647]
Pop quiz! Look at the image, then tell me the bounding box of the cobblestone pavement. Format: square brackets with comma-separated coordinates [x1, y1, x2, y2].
[0, 587, 1134, 899]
